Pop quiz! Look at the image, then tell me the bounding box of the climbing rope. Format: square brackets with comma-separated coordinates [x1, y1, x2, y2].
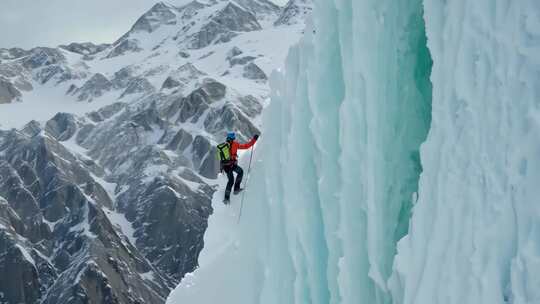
[237, 146, 254, 223]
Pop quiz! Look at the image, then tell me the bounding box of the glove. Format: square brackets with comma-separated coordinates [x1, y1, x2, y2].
[253, 134, 260, 140]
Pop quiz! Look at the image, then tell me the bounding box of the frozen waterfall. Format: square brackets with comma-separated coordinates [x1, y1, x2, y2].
[390, 0, 540, 303]
[167, 0, 540, 303]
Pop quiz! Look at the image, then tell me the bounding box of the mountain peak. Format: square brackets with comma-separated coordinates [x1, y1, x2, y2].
[183, 1, 262, 49]
[130, 1, 179, 34]
[110, 0, 293, 55]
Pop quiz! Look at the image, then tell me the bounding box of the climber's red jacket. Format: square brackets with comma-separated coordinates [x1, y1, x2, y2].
[229, 138, 257, 161]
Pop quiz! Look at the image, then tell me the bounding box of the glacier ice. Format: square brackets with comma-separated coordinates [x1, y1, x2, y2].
[390, 1, 540, 303]
[168, 0, 540, 303]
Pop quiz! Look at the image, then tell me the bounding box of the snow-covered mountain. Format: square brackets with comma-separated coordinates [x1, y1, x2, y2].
[0, 1, 311, 303]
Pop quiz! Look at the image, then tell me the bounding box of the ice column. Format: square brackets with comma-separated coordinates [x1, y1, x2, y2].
[390, 1, 540, 303]
[254, 0, 433, 302]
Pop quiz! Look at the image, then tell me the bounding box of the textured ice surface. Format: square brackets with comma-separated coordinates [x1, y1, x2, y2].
[389, 1, 540, 304]
[168, 0, 540, 303]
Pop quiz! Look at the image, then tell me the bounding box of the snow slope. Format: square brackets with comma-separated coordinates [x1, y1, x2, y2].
[167, 149, 264, 303]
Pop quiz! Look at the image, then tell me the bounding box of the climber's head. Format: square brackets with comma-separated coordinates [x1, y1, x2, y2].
[226, 132, 236, 142]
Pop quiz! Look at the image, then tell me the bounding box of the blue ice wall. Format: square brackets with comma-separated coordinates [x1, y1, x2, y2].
[242, 0, 433, 302]
[390, 1, 540, 303]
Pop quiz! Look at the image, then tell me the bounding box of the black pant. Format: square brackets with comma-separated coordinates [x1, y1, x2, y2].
[224, 163, 243, 199]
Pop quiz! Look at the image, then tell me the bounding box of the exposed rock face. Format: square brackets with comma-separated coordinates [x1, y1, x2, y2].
[0, 77, 21, 103]
[231, 55, 257, 67]
[20, 120, 42, 137]
[0, 232, 42, 304]
[35, 65, 68, 84]
[243, 62, 267, 80]
[111, 66, 139, 90]
[274, 0, 313, 26]
[120, 77, 156, 99]
[227, 46, 256, 66]
[70, 95, 228, 282]
[161, 63, 206, 91]
[199, 78, 227, 100]
[238, 95, 263, 118]
[214, 2, 263, 32]
[227, 46, 243, 59]
[178, 51, 190, 58]
[164, 129, 193, 152]
[0, 61, 25, 78]
[0, 46, 88, 91]
[131, 2, 178, 33]
[0, 47, 29, 60]
[87, 102, 126, 123]
[203, 102, 260, 140]
[74, 73, 113, 101]
[59, 42, 110, 56]
[233, 0, 281, 18]
[0, 126, 171, 304]
[21, 47, 66, 70]
[192, 135, 219, 179]
[107, 39, 142, 59]
[175, 1, 207, 27]
[188, 3, 262, 49]
[161, 77, 182, 90]
[14, 76, 33, 91]
[166, 79, 227, 124]
[118, 173, 213, 280]
[45, 112, 78, 141]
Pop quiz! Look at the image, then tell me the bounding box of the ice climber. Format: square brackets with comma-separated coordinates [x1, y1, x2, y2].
[217, 132, 259, 204]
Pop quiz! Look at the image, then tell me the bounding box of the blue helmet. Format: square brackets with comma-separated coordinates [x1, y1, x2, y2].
[226, 132, 236, 140]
